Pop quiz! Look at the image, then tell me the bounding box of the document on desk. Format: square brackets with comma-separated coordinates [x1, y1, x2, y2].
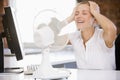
[24, 48, 41, 55]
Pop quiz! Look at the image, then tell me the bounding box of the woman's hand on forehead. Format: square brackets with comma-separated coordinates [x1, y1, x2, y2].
[88, 1, 100, 14]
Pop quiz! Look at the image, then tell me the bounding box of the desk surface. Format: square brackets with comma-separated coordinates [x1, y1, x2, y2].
[24, 69, 120, 80]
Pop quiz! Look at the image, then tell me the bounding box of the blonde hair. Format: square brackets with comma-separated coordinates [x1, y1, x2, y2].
[77, 1, 100, 13]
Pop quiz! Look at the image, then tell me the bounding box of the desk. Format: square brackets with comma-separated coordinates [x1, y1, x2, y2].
[24, 69, 120, 80]
[0, 68, 24, 80]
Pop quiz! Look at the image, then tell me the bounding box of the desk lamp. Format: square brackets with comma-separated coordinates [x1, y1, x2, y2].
[33, 9, 71, 79]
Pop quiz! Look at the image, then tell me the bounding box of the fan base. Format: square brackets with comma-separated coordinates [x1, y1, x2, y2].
[33, 67, 71, 79]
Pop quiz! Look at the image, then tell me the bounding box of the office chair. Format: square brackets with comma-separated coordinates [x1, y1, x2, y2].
[115, 34, 120, 70]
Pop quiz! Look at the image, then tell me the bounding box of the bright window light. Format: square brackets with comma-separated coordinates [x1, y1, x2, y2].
[9, 0, 76, 43]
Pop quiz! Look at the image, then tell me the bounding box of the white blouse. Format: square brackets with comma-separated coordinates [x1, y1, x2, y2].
[68, 28, 116, 70]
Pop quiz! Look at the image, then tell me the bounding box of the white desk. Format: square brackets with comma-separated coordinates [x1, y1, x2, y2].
[0, 68, 24, 80]
[24, 69, 120, 80]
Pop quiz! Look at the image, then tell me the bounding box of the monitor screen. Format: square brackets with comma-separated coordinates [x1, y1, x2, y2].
[2, 6, 24, 61]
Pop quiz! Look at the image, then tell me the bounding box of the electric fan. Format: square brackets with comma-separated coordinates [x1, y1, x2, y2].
[33, 9, 71, 79]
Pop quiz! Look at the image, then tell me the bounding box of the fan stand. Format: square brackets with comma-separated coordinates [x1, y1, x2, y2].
[33, 47, 71, 79]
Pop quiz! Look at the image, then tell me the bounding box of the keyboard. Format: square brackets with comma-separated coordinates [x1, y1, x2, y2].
[24, 64, 40, 75]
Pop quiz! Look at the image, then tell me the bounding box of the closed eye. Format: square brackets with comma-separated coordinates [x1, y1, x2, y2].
[75, 11, 79, 16]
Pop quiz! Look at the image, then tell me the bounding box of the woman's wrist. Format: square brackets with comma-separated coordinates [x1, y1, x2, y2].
[66, 16, 73, 23]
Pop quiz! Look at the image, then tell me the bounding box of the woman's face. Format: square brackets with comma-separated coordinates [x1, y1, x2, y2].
[75, 4, 95, 30]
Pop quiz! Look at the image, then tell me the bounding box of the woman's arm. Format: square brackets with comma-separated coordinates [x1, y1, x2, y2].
[58, 7, 76, 30]
[65, 7, 76, 23]
[89, 1, 117, 48]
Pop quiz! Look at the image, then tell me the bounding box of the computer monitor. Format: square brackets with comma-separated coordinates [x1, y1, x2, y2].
[0, 6, 24, 72]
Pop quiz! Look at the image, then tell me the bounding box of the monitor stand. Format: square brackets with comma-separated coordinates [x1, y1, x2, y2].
[0, 33, 4, 72]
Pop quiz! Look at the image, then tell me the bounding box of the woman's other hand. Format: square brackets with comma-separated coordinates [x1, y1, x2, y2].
[66, 6, 77, 23]
[88, 1, 100, 15]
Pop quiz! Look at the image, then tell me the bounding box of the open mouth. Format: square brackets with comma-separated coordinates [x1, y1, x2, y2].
[77, 20, 85, 24]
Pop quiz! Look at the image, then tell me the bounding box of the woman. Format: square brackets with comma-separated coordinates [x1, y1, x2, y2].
[61, 1, 117, 70]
